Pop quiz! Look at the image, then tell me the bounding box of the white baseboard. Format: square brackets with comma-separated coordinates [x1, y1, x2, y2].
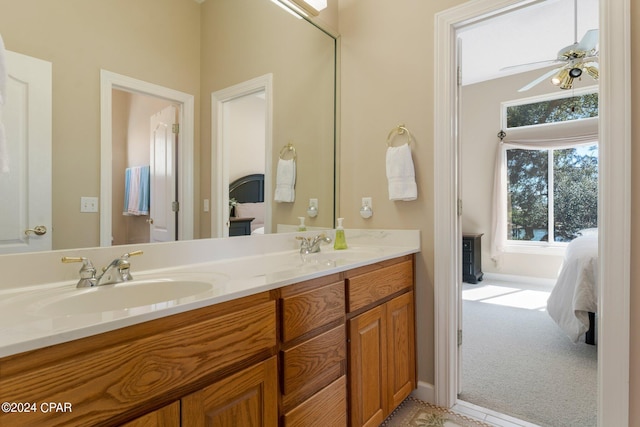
[411, 381, 435, 404]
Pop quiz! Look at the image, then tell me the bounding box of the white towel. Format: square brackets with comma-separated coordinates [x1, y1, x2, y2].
[0, 34, 8, 173]
[274, 158, 296, 203]
[386, 143, 417, 201]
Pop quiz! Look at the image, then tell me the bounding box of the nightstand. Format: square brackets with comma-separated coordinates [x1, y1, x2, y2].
[462, 233, 483, 284]
[229, 217, 254, 236]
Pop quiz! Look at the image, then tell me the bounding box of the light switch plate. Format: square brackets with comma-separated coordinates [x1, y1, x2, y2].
[81, 197, 99, 213]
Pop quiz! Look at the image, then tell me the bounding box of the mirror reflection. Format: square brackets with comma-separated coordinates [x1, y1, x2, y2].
[0, 0, 336, 254]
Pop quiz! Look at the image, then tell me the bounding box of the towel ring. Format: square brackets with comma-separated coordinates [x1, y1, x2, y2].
[386, 124, 414, 147]
[279, 143, 297, 160]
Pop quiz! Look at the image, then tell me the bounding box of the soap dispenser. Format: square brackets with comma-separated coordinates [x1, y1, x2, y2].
[333, 218, 348, 250]
[297, 217, 307, 231]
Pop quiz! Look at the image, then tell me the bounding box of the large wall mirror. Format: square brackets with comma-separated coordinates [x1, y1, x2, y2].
[0, 0, 337, 254]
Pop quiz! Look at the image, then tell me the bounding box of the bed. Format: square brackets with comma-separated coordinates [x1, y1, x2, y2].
[547, 230, 598, 344]
[229, 174, 265, 235]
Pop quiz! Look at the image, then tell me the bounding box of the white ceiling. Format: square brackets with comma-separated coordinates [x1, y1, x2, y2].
[458, 0, 599, 86]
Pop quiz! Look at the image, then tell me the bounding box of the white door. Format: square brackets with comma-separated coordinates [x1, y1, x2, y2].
[149, 105, 177, 242]
[0, 51, 52, 254]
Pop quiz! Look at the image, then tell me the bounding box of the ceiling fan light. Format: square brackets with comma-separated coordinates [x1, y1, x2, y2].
[551, 68, 569, 86]
[560, 75, 574, 90]
[585, 65, 599, 80]
[569, 67, 583, 78]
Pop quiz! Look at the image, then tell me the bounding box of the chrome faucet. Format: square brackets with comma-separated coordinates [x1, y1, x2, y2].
[62, 250, 143, 288]
[296, 233, 332, 255]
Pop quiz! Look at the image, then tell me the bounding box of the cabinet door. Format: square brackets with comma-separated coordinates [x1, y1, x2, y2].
[182, 357, 278, 427]
[348, 305, 387, 427]
[121, 401, 180, 427]
[386, 291, 416, 409]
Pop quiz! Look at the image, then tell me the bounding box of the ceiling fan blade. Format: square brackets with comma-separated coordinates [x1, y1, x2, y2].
[517, 67, 562, 92]
[577, 29, 599, 52]
[500, 59, 562, 72]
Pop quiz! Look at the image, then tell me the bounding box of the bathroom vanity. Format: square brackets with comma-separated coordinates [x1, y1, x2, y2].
[0, 230, 419, 426]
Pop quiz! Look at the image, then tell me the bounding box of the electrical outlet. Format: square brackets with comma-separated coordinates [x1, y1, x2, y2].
[362, 197, 372, 209]
[309, 198, 318, 209]
[80, 197, 99, 213]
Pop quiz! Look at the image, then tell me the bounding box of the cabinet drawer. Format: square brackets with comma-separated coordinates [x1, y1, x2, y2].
[281, 325, 346, 399]
[281, 281, 345, 342]
[283, 376, 347, 427]
[346, 260, 413, 312]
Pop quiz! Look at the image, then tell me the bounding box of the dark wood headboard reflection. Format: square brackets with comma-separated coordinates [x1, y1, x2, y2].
[229, 174, 264, 204]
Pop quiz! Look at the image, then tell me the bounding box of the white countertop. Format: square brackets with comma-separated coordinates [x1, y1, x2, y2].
[0, 229, 419, 358]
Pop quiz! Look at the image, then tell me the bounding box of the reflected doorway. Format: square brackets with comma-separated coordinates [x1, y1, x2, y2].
[211, 74, 273, 237]
[99, 70, 195, 247]
[111, 91, 178, 245]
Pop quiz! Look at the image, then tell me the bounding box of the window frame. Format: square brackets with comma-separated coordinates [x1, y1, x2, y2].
[500, 87, 599, 253]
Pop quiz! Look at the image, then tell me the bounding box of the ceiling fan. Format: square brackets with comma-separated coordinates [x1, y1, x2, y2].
[505, 0, 599, 92]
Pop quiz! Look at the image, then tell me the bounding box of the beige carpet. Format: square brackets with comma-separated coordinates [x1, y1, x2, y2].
[381, 397, 492, 427]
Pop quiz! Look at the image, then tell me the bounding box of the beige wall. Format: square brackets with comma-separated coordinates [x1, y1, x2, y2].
[339, 0, 466, 388]
[228, 95, 266, 183]
[0, 0, 201, 249]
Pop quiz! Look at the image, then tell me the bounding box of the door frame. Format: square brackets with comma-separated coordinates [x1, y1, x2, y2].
[100, 70, 195, 246]
[211, 74, 273, 237]
[433, 1, 630, 426]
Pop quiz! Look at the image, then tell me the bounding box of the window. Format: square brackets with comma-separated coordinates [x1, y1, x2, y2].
[506, 93, 598, 128]
[506, 145, 598, 243]
[503, 91, 598, 245]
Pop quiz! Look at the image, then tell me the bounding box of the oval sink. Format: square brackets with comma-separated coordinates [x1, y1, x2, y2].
[33, 279, 218, 316]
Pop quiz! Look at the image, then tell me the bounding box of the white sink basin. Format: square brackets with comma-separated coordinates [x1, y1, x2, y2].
[32, 278, 221, 316]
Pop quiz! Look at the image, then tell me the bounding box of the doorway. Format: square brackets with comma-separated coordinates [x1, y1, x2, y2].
[433, 1, 631, 426]
[111, 90, 178, 245]
[211, 74, 273, 237]
[99, 70, 195, 247]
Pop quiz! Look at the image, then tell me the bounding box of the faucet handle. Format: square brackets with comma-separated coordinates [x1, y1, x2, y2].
[122, 250, 144, 259]
[115, 250, 143, 281]
[61, 256, 97, 288]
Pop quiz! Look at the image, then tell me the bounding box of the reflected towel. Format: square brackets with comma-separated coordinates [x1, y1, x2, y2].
[124, 165, 150, 215]
[0, 34, 8, 173]
[386, 144, 417, 201]
[274, 158, 296, 203]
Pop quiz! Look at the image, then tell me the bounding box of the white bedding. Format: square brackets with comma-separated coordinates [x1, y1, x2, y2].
[547, 233, 598, 342]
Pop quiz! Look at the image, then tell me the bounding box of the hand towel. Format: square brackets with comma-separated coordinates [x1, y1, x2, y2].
[274, 158, 296, 203]
[386, 143, 417, 201]
[124, 166, 150, 215]
[0, 34, 8, 173]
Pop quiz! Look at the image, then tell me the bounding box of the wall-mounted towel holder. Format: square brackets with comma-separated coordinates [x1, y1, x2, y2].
[386, 124, 414, 147]
[279, 143, 297, 160]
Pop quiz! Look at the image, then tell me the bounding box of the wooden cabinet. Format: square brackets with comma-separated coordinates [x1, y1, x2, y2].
[462, 233, 483, 284]
[0, 254, 416, 427]
[121, 402, 180, 427]
[182, 357, 278, 427]
[0, 292, 277, 427]
[346, 257, 416, 427]
[279, 274, 348, 427]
